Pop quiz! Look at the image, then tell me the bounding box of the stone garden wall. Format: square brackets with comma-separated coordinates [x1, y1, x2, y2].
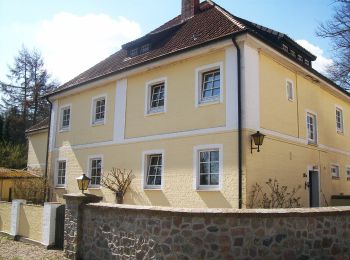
[76, 203, 350, 259]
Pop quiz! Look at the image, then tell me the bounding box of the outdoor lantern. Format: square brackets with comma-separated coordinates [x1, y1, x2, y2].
[76, 174, 90, 193]
[251, 131, 265, 153]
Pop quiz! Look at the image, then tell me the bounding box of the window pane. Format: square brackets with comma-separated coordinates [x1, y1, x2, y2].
[200, 163, 209, 173]
[200, 152, 209, 162]
[210, 174, 219, 185]
[210, 151, 219, 161]
[200, 174, 209, 185]
[210, 162, 219, 173]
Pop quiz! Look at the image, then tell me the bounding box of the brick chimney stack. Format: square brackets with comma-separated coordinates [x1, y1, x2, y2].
[181, 0, 200, 21]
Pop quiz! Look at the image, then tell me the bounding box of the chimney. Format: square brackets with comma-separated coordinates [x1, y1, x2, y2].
[181, 0, 200, 21]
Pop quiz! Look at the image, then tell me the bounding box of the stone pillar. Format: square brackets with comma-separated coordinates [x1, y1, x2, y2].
[63, 193, 102, 260]
[10, 199, 26, 237]
[42, 202, 61, 247]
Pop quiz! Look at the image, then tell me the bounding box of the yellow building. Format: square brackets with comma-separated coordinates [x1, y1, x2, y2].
[27, 0, 350, 208]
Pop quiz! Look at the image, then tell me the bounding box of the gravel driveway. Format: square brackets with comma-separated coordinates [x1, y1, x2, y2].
[0, 235, 66, 260]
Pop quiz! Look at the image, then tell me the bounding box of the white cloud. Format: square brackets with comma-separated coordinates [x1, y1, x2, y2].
[34, 13, 142, 83]
[296, 39, 333, 74]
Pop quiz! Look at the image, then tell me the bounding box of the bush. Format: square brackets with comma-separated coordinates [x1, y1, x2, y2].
[248, 178, 302, 208]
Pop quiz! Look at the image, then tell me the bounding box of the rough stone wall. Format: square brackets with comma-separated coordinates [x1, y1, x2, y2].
[79, 205, 350, 259]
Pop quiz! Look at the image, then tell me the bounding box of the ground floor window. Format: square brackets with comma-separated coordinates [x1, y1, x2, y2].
[56, 160, 66, 187]
[89, 157, 103, 186]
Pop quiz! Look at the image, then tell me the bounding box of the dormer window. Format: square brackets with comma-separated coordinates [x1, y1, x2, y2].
[304, 59, 310, 66]
[297, 55, 303, 62]
[130, 48, 138, 57]
[140, 44, 150, 54]
[282, 44, 288, 52]
[290, 50, 296, 57]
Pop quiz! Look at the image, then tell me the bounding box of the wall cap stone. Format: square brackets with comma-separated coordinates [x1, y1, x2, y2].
[86, 203, 350, 217]
[63, 193, 102, 204]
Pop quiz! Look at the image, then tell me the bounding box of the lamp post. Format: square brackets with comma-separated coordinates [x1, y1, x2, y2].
[76, 174, 90, 194]
[251, 131, 265, 153]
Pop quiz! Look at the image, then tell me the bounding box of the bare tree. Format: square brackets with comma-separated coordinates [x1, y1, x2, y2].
[101, 168, 135, 204]
[317, 0, 350, 91]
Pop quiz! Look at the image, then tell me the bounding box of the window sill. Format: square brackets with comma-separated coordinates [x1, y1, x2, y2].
[198, 99, 220, 108]
[145, 109, 165, 117]
[55, 186, 66, 189]
[307, 142, 318, 147]
[337, 131, 344, 135]
[91, 121, 105, 127]
[144, 187, 162, 191]
[58, 128, 70, 133]
[332, 177, 340, 180]
[88, 186, 101, 190]
[196, 187, 221, 192]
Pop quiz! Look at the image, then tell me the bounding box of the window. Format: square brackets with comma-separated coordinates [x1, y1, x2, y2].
[92, 96, 106, 125]
[89, 157, 102, 187]
[286, 80, 294, 101]
[140, 44, 150, 54]
[194, 144, 223, 190]
[331, 165, 340, 179]
[347, 167, 350, 181]
[290, 50, 296, 57]
[304, 59, 310, 66]
[56, 160, 66, 187]
[59, 105, 71, 131]
[336, 107, 344, 133]
[297, 55, 303, 62]
[307, 112, 317, 144]
[130, 48, 138, 57]
[150, 83, 165, 112]
[195, 63, 223, 106]
[145, 78, 167, 115]
[282, 44, 288, 52]
[142, 150, 164, 189]
[146, 154, 162, 187]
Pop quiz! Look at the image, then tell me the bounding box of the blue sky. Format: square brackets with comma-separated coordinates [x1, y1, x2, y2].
[0, 0, 336, 85]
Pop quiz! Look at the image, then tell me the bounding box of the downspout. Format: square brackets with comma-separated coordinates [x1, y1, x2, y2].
[232, 38, 243, 209]
[44, 97, 52, 202]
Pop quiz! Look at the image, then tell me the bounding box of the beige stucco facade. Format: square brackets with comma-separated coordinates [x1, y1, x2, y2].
[27, 130, 48, 174]
[26, 36, 350, 208]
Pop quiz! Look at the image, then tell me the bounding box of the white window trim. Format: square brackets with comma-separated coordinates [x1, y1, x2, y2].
[87, 155, 104, 188]
[193, 144, 223, 191]
[286, 79, 294, 102]
[144, 77, 167, 116]
[58, 104, 72, 132]
[141, 149, 165, 190]
[54, 158, 67, 188]
[330, 164, 340, 180]
[305, 110, 318, 145]
[346, 166, 350, 181]
[335, 105, 344, 134]
[91, 94, 107, 126]
[195, 62, 224, 107]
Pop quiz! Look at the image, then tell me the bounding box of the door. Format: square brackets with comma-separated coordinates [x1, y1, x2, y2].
[55, 205, 65, 250]
[309, 170, 320, 207]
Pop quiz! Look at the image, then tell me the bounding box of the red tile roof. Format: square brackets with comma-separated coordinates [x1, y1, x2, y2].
[26, 118, 49, 134]
[47, 0, 348, 98]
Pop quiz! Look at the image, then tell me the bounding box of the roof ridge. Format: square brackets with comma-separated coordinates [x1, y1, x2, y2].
[209, 1, 246, 30]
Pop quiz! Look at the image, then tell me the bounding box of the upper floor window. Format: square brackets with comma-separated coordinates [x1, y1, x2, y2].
[195, 62, 223, 107]
[92, 95, 106, 125]
[130, 48, 138, 57]
[56, 159, 67, 187]
[89, 156, 103, 187]
[331, 164, 340, 179]
[335, 107, 344, 134]
[140, 44, 150, 54]
[145, 78, 167, 115]
[59, 105, 71, 131]
[307, 112, 317, 144]
[347, 167, 350, 181]
[142, 150, 164, 189]
[286, 80, 294, 101]
[194, 144, 223, 190]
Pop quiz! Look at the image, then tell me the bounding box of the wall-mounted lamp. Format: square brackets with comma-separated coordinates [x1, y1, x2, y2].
[76, 174, 91, 194]
[251, 131, 265, 153]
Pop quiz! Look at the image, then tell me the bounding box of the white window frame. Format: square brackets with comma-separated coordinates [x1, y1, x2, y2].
[286, 79, 294, 101]
[58, 104, 71, 132]
[87, 155, 104, 188]
[330, 164, 340, 180]
[193, 144, 223, 191]
[306, 110, 318, 145]
[55, 158, 67, 188]
[144, 77, 167, 116]
[195, 62, 224, 107]
[141, 149, 165, 190]
[335, 106, 344, 134]
[91, 94, 107, 126]
[346, 166, 350, 181]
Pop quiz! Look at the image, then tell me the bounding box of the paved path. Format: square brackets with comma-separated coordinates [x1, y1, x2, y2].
[0, 235, 66, 260]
